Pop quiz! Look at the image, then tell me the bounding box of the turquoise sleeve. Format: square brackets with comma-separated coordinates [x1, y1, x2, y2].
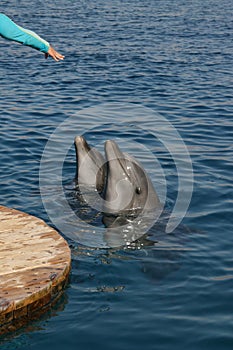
[0, 13, 50, 53]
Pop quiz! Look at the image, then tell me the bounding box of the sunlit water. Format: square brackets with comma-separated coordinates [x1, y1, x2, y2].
[0, 0, 233, 349]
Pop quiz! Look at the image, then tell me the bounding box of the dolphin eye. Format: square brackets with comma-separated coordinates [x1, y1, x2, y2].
[136, 187, 141, 195]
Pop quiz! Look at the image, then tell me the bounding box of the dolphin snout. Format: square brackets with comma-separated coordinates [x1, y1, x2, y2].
[74, 135, 88, 149]
[104, 140, 122, 162]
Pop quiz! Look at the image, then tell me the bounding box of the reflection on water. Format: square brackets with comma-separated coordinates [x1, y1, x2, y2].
[0, 293, 69, 347]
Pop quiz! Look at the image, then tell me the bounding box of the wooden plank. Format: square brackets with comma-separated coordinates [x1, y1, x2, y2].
[0, 206, 71, 335]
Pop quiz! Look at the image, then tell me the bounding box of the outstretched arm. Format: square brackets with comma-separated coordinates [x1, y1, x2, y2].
[0, 13, 64, 61]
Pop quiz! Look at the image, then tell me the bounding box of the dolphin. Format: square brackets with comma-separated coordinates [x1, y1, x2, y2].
[74, 136, 162, 246]
[102, 140, 161, 217]
[74, 136, 106, 193]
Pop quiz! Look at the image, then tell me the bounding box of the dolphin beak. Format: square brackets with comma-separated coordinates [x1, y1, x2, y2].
[74, 135, 93, 167]
[74, 135, 90, 154]
[74, 135, 106, 192]
[104, 140, 122, 162]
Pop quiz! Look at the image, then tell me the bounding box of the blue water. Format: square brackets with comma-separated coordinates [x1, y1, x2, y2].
[0, 0, 233, 348]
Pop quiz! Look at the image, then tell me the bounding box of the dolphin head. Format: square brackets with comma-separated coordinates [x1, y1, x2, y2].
[103, 140, 160, 217]
[74, 136, 106, 192]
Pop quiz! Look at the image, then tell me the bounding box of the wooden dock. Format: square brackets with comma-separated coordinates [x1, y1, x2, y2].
[0, 205, 71, 335]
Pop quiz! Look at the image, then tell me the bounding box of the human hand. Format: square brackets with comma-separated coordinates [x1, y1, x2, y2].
[45, 46, 65, 61]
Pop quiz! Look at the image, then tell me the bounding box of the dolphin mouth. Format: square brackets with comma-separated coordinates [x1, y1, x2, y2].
[74, 135, 106, 193]
[103, 140, 134, 214]
[104, 140, 131, 178]
[104, 139, 119, 158]
[105, 140, 123, 164]
[74, 135, 91, 156]
[74, 135, 88, 148]
[104, 140, 149, 216]
[102, 206, 143, 217]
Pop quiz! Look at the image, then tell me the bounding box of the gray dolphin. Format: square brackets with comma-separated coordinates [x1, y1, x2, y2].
[74, 136, 106, 193]
[74, 136, 162, 246]
[103, 140, 161, 217]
